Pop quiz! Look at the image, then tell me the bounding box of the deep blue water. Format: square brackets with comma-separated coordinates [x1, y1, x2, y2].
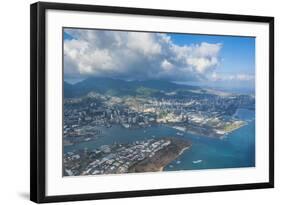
[64, 108, 255, 171]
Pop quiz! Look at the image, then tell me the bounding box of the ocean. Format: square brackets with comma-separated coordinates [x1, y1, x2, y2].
[64, 108, 255, 171]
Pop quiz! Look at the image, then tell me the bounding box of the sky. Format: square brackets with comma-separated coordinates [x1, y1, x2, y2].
[63, 28, 255, 90]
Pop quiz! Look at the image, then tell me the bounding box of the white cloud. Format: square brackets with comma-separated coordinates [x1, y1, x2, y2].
[161, 59, 174, 71]
[64, 29, 222, 81]
[64, 39, 114, 75]
[236, 74, 255, 81]
[187, 57, 219, 73]
[210, 72, 254, 82]
[194, 42, 222, 57]
[127, 32, 162, 56]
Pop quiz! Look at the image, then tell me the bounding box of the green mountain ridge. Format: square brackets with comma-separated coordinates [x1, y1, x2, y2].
[64, 77, 215, 98]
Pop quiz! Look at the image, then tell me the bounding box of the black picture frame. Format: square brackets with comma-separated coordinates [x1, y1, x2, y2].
[30, 1, 274, 203]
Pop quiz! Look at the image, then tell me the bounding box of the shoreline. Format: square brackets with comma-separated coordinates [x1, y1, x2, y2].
[128, 138, 191, 173]
[160, 146, 191, 171]
[169, 121, 247, 139]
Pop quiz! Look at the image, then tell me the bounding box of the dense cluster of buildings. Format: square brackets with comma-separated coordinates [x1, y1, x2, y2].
[64, 138, 172, 175]
[63, 92, 254, 145]
[63, 90, 254, 176]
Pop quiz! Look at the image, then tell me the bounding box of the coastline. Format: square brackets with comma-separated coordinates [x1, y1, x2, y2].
[160, 146, 191, 171]
[170, 121, 247, 139]
[128, 138, 191, 173]
[64, 108, 255, 176]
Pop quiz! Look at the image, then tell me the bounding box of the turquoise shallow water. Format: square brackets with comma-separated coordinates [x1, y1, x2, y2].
[64, 108, 255, 171]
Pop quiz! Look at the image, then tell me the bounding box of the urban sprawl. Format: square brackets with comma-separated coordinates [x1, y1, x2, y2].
[64, 88, 254, 176]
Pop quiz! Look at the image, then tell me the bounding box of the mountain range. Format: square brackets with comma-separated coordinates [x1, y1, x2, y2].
[64, 77, 215, 98]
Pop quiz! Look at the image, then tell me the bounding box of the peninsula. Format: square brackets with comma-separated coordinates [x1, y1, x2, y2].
[64, 137, 191, 176]
[128, 138, 191, 172]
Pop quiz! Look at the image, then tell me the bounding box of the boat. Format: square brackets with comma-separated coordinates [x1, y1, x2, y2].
[192, 160, 202, 164]
[176, 132, 184, 136]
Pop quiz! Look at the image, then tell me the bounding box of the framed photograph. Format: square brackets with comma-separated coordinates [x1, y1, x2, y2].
[30, 2, 274, 203]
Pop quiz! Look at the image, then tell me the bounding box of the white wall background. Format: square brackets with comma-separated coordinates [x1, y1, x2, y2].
[0, 0, 278, 204]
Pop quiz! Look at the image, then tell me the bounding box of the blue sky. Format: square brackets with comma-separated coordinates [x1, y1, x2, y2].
[64, 29, 255, 91]
[64, 32, 73, 40]
[168, 33, 255, 90]
[170, 33, 255, 75]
